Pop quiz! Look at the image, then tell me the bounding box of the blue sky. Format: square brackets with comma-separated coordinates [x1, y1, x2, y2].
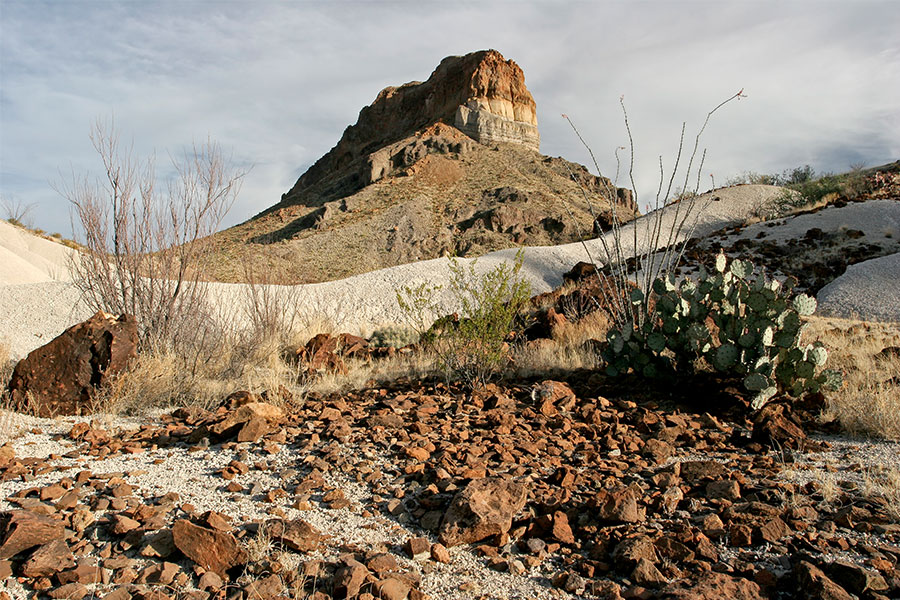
[1, 0, 898, 237]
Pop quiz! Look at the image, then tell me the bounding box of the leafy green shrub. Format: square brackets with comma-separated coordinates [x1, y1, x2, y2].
[603, 251, 841, 409]
[398, 250, 532, 388]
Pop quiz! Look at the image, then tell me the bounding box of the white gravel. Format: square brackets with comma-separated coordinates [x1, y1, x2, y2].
[817, 252, 900, 322]
[0, 410, 570, 600]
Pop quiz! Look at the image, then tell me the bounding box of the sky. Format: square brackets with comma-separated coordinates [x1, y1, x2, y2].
[1, 0, 898, 237]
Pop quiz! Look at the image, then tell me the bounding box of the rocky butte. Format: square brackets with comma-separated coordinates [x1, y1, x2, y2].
[210, 49, 636, 283]
[283, 49, 541, 200]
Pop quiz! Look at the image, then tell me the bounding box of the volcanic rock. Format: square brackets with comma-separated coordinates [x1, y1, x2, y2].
[171, 519, 247, 577]
[439, 477, 529, 547]
[20, 539, 75, 577]
[7, 311, 137, 417]
[0, 510, 66, 560]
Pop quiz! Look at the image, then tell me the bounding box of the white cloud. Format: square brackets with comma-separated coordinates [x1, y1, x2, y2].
[1, 0, 898, 236]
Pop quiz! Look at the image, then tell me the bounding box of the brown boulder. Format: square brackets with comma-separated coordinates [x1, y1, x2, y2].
[333, 556, 370, 598]
[661, 571, 764, 599]
[21, 539, 75, 577]
[592, 487, 644, 523]
[0, 510, 66, 560]
[265, 518, 324, 553]
[752, 403, 807, 449]
[171, 519, 247, 577]
[439, 477, 529, 547]
[7, 311, 137, 417]
[794, 561, 854, 600]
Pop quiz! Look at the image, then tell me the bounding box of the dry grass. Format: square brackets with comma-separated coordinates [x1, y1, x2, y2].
[862, 465, 900, 521]
[0, 342, 11, 389]
[803, 316, 900, 440]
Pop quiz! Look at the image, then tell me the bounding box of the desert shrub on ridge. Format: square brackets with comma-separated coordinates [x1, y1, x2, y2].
[398, 250, 531, 388]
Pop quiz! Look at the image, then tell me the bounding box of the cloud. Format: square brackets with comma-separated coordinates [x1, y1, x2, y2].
[1, 0, 898, 236]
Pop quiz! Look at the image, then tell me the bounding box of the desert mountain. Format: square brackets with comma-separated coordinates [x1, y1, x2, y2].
[210, 50, 636, 283]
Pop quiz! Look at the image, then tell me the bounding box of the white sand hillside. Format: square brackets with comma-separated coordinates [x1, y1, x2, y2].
[2, 186, 898, 361]
[818, 252, 900, 322]
[0, 220, 76, 284]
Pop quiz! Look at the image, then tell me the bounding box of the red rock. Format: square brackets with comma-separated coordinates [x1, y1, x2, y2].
[550, 511, 575, 545]
[57, 561, 104, 585]
[613, 536, 658, 571]
[729, 524, 753, 547]
[407, 537, 431, 559]
[236, 417, 270, 443]
[752, 403, 807, 449]
[795, 561, 853, 600]
[592, 488, 644, 523]
[197, 570, 224, 591]
[661, 571, 764, 599]
[243, 574, 284, 598]
[367, 553, 400, 574]
[706, 479, 741, 501]
[439, 477, 530, 547]
[210, 402, 284, 437]
[375, 577, 411, 600]
[679, 461, 727, 482]
[430, 543, 451, 564]
[101, 588, 132, 600]
[0, 510, 65, 559]
[533, 380, 576, 414]
[21, 539, 75, 577]
[110, 514, 141, 535]
[757, 517, 790, 543]
[172, 519, 247, 576]
[265, 518, 324, 553]
[825, 559, 889, 595]
[632, 557, 667, 588]
[138, 561, 180, 585]
[333, 556, 370, 598]
[47, 583, 89, 599]
[7, 311, 137, 417]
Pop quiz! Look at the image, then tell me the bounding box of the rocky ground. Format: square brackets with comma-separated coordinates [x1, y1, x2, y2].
[2, 371, 899, 600]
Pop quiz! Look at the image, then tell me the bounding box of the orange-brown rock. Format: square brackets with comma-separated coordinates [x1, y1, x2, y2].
[171, 519, 247, 577]
[0, 510, 66, 560]
[439, 477, 529, 547]
[7, 311, 137, 417]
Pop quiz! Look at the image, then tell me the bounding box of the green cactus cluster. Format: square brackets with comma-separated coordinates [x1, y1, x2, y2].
[369, 324, 420, 349]
[602, 251, 842, 409]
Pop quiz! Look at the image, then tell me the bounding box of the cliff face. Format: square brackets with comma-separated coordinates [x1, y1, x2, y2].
[281, 50, 540, 204]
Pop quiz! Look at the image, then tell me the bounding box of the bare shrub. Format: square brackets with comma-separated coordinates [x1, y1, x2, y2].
[59, 119, 244, 353]
[1, 195, 36, 228]
[562, 90, 746, 329]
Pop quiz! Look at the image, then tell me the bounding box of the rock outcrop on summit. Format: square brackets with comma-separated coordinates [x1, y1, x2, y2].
[282, 50, 541, 204]
[210, 50, 637, 283]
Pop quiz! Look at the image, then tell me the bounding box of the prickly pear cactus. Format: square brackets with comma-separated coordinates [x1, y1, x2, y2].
[601, 251, 842, 411]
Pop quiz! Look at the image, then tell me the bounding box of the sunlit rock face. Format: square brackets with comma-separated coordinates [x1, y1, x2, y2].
[283, 49, 540, 202]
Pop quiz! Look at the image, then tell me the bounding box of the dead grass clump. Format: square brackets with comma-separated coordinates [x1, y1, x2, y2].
[862, 466, 900, 521]
[552, 310, 612, 348]
[0, 342, 12, 389]
[804, 316, 900, 440]
[511, 339, 599, 378]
